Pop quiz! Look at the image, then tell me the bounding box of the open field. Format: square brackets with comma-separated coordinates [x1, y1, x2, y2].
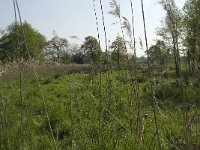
[1, 65, 200, 149]
[1, 0, 200, 149]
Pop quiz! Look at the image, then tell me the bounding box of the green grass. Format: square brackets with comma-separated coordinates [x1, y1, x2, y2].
[0, 70, 200, 149]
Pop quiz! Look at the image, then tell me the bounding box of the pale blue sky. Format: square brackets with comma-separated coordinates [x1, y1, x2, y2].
[0, 0, 186, 56]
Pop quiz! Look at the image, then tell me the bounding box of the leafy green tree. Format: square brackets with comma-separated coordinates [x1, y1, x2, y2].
[81, 36, 102, 64]
[183, 0, 200, 72]
[60, 53, 72, 64]
[45, 32, 69, 62]
[0, 22, 46, 64]
[159, 0, 182, 76]
[72, 52, 84, 64]
[149, 40, 172, 66]
[69, 44, 84, 64]
[110, 36, 127, 66]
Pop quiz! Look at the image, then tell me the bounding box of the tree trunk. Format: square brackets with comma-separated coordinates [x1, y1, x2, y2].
[172, 33, 180, 76]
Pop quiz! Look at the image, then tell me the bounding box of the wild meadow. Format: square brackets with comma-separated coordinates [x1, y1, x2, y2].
[0, 64, 200, 149]
[1, 0, 200, 149]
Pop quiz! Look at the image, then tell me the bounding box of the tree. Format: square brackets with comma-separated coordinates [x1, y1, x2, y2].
[109, 0, 128, 58]
[0, 22, 46, 63]
[183, 0, 200, 72]
[0, 28, 4, 36]
[149, 40, 172, 66]
[81, 36, 102, 64]
[45, 32, 69, 62]
[70, 44, 84, 64]
[72, 52, 84, 64]
[110, 36, 127, 66]
[159, 0, 182, 76]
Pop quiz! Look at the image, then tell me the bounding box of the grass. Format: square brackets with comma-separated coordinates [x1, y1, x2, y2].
[0, 68, 200, 149]
[1, 0, 199, 149]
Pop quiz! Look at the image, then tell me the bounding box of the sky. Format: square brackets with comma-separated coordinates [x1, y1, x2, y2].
[0, 0, 186, 56]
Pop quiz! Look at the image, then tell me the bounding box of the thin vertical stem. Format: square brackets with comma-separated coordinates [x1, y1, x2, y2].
[99, 0, 109, 65]
[69, 83, 75, 149]
[129, 0, 136, 57]
[92, 0, 101, 45]
[152, 90, 162, 150]
[92, 0, 103, 146]
[12, 0, 24, 148]
[14, 0, 58, 149]
[140, 0, 150, 74]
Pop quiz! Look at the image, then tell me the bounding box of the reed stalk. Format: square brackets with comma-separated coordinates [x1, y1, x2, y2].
[13, 0, 58, 149]
[0, 99, 11, 149]
[68, 82, 75, 149]
[140, 0, 150, 74]
[12, 0, 24, 148]
[181, 84, 193, 150]
[129, 0, 136, 58]
[92, 0, 103, 146]
[109, 0, 128, 69]
[151, 82, 162, 150]
[99, 0, 109, 66]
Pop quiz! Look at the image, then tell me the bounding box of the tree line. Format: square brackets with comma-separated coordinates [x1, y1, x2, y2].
[0, 22, 131, 66]
[0, 0, 200, 76]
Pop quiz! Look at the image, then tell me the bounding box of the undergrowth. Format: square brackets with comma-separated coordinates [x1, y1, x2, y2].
[0, 70, 200, 149]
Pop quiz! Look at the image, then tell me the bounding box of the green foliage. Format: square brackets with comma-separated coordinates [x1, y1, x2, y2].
[72, 52, 84, 64]
[0, 22, 46, 63]
[81, 36, 102, 64]
[0, 70, 200, 149]
[143, 79, 200, 107]
[159, 0, 182, 76]
[110, 36, 128, 66]
[183, 0, 200, 72]
[60, 52, 72, 64]
[149, 40, 173, 66]
[45, 33, 69, 62]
